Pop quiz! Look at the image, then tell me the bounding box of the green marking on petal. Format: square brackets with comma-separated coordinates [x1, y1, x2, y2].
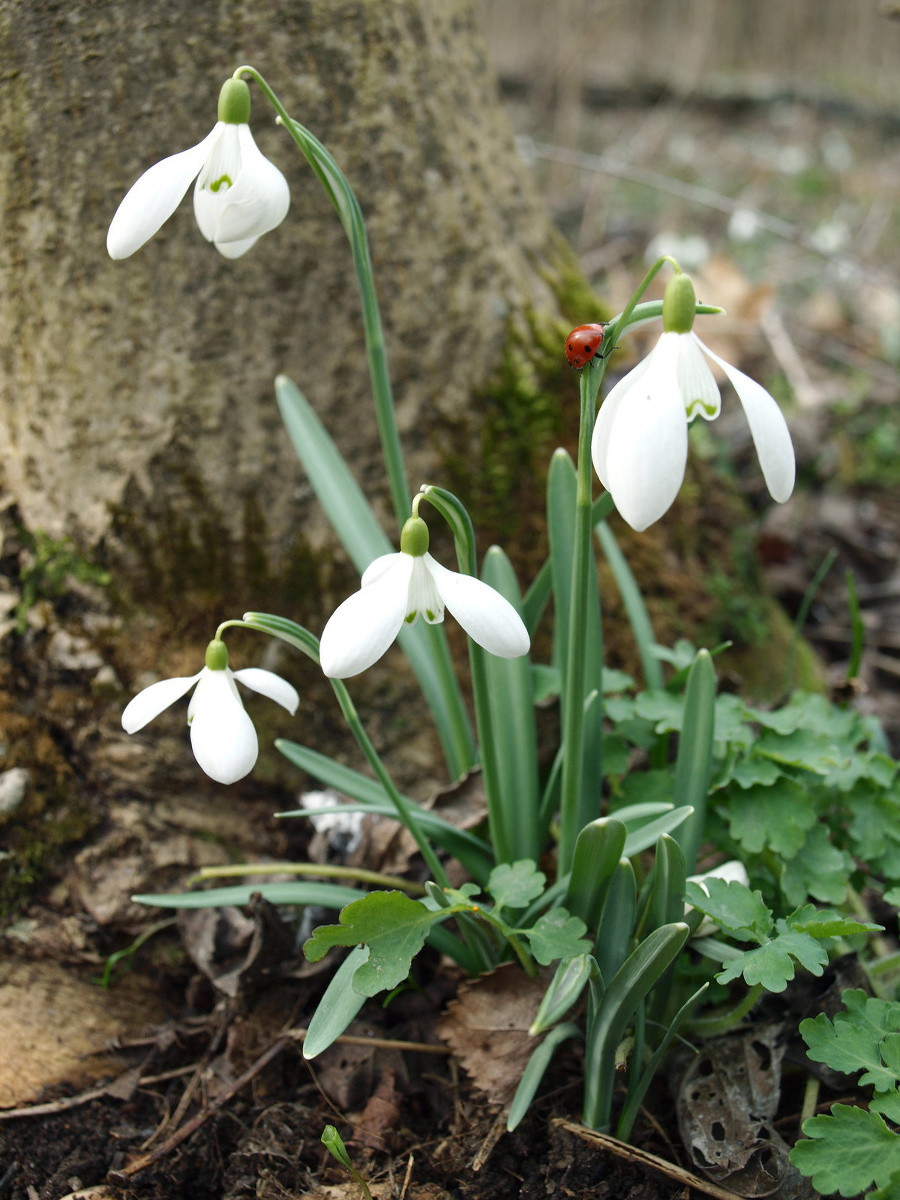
[209, 174, 233, 194]
[405, 611, 417, 624]
[425, 609, 436, 621]
[686, 398, 718, 420]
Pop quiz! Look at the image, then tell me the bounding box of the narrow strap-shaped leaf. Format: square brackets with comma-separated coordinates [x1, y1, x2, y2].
[566, 818, 627, 931]
[422, 486, 512, 864]
[594, 522, 662, 692]
[621, 805, 693, 858]
[520, 493, 614, 639]
[480, 546, 540, 861]
[616, 982, 709, 1141]
[132, 882, 363, 909]
[506, 1022, 583, 1131]
[644, 835, 688, 1028]
[547, 448, 605, 866]
[672, 649, 716, 874]
[303, 946, 370, 1058]
[593, 859, 636, 983]
[548, 449, 577, 690]
[531, 954, 595, 1035]
[583, 921, 691, 1131]
[647, 834, 687, 934]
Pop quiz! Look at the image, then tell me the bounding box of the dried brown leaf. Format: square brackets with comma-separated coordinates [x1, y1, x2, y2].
[437, 964, 547, 1105]
[676, 1027, 814, 1199]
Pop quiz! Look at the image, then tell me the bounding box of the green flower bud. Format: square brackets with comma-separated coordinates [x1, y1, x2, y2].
[399, 516, 429, 557]
[662, 273, 697, 334]
[218, 78, 251, 125]
[204, 638, 229, 671]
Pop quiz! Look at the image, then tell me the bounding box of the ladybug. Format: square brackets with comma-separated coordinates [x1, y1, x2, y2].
[565, 323, 605, 369]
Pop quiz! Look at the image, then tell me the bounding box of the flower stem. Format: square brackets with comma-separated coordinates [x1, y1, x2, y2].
[222, 613, 449, 888]
[330, 677, 450, 889]
[558, 363, 605, 871]
[234, 65, 475, 780]
[234, 65, 408, 527]
[604, 255, 680, 348]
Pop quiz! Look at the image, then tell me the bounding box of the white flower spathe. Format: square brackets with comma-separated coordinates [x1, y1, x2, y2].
[122, 663, 299, 785]
[319, 551, 530, 679]
[107, 122, 290, 260]
[591, 330, 795, 532]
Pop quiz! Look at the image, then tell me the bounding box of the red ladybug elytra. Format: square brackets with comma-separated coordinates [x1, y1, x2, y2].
[565, 323, 605, 369]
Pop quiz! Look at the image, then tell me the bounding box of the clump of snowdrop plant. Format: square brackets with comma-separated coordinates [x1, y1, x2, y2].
[106, 68, 887, 1158]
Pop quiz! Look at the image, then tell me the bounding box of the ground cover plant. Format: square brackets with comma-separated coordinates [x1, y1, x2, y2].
[90, 63, 900, 1195]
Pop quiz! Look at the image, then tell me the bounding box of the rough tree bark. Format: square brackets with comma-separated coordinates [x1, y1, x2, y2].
[0, 0, 581, 616]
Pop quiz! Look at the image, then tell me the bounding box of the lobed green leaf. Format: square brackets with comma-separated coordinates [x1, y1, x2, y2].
[790, 1104, 900, 1197]
[303, 891, 443, 996]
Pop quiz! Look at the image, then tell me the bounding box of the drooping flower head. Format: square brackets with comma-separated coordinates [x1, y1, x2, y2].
[319, 516, 530, 679]
[107, 78, 290, 260]
[122, 637, 299, 784]
[591, 272, 795, 532]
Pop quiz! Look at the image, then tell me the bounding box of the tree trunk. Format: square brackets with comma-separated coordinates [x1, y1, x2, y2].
[0, 0, 580, 617]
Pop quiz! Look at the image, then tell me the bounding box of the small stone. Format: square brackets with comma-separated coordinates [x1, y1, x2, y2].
[47, 629, 104, 671]
[91, 663, 122, 697]
[0, 767, 30, 816]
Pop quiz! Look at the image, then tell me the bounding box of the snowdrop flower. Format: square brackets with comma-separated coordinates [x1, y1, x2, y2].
[320, 516, 530, 679]
[107, 78, 289, 260]
[122, 639, 299, 784]
[591, 273, 795, 532]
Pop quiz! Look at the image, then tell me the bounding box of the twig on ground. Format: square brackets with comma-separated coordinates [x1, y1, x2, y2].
[760, 310, 822, 409]
[471, 1107, 508, 1173]
[554, 1119, 746, 1200]
[107, 1037, 290, 1181]
[287, 1028, 451, 1055]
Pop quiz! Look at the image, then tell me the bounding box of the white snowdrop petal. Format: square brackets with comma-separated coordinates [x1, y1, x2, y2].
[361, 553, 403, 588]
[187, 666, 237, 724]
[319, 556, 414, 678]
[212, 125, 290, 246]
[698, 338, 796, 502]
[212, 234, 260, 259]
[107, 127, 220, 259]
[233, 667, 300, 714]
[425, 555, 529, 658]
[605, 335, 689, 531]
[189, 671, 259, 784]
[122, 672, 202, 733]
[591, 353, 655, 488]
[193, 123, 240, 241]
[679, 334, 721, 421]
[408, 556, 444, 624]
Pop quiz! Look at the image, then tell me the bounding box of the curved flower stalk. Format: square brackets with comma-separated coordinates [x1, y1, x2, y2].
[107, 79, 289, 260]
[320, 516, 529, 679]
[122, 639, 299, 784]
[591, 274, 795, 532]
